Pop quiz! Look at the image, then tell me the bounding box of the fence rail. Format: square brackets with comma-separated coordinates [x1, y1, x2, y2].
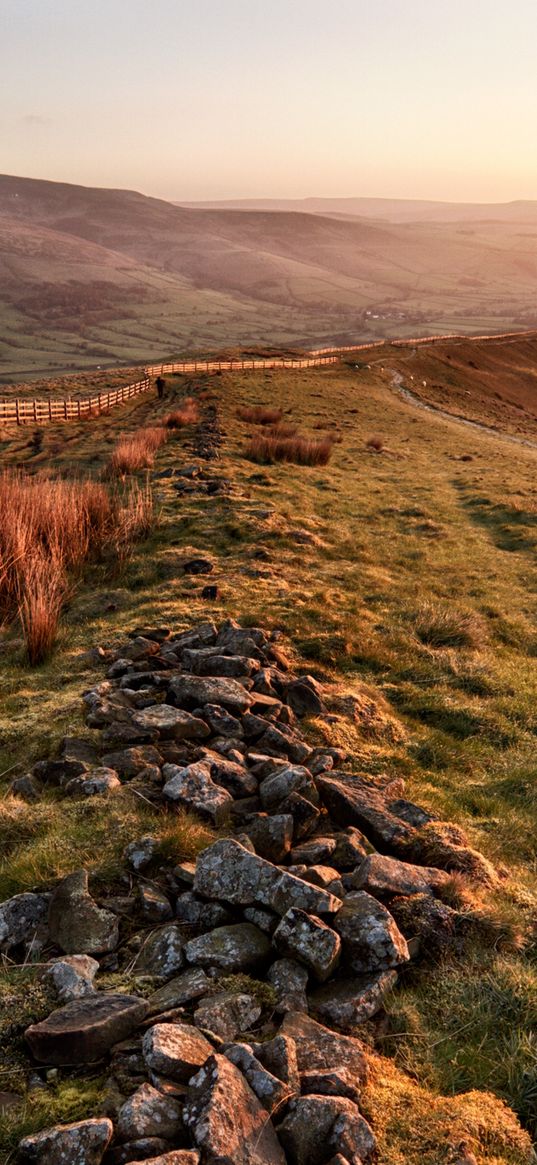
[1, 329, 536, 425]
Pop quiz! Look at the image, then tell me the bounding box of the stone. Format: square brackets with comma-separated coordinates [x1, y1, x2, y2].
[259, 765, 318, 812]
[290, 838, 337, 866]
[389, 893, 460, 959]
[18, 1118, 113, 1164]
[335, 891, 410, 973]
[299, 865, 344, 897]
[47, 870, 119, 955]
[65, 768, 121, 796]
[162, 763, 232, 826]
[309, 753, 334, 776]
[102, 747, 163, 779]
[175, 892, 232, 930]
[139, 886, 173, 924]
[225, 1043, 294, 1112]
[332, 828, 368, 871]
[278, 1095, 376, 1165]
[143, 1023, 213, 1082]
[133, 706, 210, 741]
[183, 558, 214, 575]
[243, 906, 278, 935]
[278, 792, 321, 841]
[132, 925, 185, 979]
[169, 675, 252, 714]
[116, 1083, 183, 1142]
[273, 909, 341, 982]
[194, 992, 262, 1041]
[267, 958, 309, 1014]
[203, 753, 258, 797]
[242, 814, 294, 862]
[193, 839, 341, 917]
[185, 923, 271, 972]
[10, 774, 42, 802]
[125, 836, 158, 872]
[135, 1155, 199, 1165]
[250, 1033, 300, 1090]
[316, 774, 414, 850]
[26, 994, 148, 1065]
[202, 704, 243, 738]
[309, 971, 398, 1030]
[216, 621, 267, 655]
[0, 891, 48, 953]
[188, 653, 260, 678]
[43, 955, 99, 1003]
[280, 1012, 368, 1099]
[256, 725, 311, 765]
[285, 677, 326, 717]
[103, 1138, 172, 1164]
[184, 1053, 286, 1165]
[147, 968, 210, 1014]
[33, 757, 89, 787]
[169, 623, 217, 652]
[350, 853, 451, 899]
[123, 636, 161, 662]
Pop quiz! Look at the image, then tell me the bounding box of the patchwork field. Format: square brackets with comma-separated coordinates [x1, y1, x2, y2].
[1, 344, 537, 1163]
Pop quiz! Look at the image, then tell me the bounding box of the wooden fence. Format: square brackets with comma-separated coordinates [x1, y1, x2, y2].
[1, 329, 536, 426]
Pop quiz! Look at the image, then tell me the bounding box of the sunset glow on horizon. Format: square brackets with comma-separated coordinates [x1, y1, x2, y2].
[3, 0, 537, 203]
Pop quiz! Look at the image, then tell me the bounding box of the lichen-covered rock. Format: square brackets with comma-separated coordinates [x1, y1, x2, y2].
[203, 704, 244, 738]
[284, 677, 326, 717]
[18, 1118, 113, 1164]
[259, 766, 317, 812]
[132, 924, 185, 979]
[143, 1023, 213, 1082]
[242, 813, 294, 862]
[290, 838, 337, 866]
[316, 774, 413, 850]
[277, 1095, 376, 1165]
[331, 828, 368, 871]
[309, 971, 398, 1030]
[281, 1011, 368, 1081]
[267, 958, 309, 1014]
[175, 892, 232, 930]
[124, 835, 158, 872]
[225, 1043, 295, 1112]
[194, 993, 262, 1040]
[65, 767, 121, 796]
[139, 885, 173, 924]
[255, 725, 311, 765]
[185, 923, 271, 972]
[202, 752, 258, 797]
[147, 967, 210, 1014]
[335, 891, 410, 973]
[133, 705, 210, 741]
[162, 762, 232, 826]
[25, 994, 148, 1065]
[0, 891, 48, 953]
[250, 1033, 300, 1090]
[116, 1083, 183, 1142]
[169, 674, 252, 714]
[193, 839, 341, 917]
[350, 853, 451, 899]
[184, 1053, 286, 1165]
[42, 955, 99, 1003]
[273, 909, 341, 982]
[47, 870, 119, 955]
[101, 746, 163, 779]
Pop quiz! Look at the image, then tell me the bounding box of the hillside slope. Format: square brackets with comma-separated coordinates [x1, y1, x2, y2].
[4, 175, 537, 377]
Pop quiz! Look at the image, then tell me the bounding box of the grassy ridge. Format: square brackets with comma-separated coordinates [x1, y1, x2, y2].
[1, 354, 537, 1159]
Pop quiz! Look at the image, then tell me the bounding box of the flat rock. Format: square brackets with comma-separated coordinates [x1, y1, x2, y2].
[66, 768, 121, 797]
[350, 853, 451, 898]
[169, 675, 252, 714]
[116, 1083, 183, 1142]
[202, 704, 243, 738]
[143, 1023, 213, 1082]
[47, 870, 119, 955]
[194, 992, 262, 1041]
[280, 1012, 368, 1094]
[290, 838, 337, 866]
[193, 839, 341, 917]
[335, 891, 410, 973]
[185, 923, 271, 971]
[18, 1118, 113, 1164]
[148, 968, 210, 1014]
[309, 971, 398, 1030]
[135, 1155, 200, 1165]
[162, 763, 232, 826]
[273, 909, 341, 982]
[133, 706, 210, 741]
[101, 746, 163, 779]
[184, 1053, 286, 1165]
[316, 774, 414, 850]
[26, 994, 148, 1064]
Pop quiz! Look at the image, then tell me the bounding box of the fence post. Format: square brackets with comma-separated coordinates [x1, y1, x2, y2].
[15, 399, 20, 426]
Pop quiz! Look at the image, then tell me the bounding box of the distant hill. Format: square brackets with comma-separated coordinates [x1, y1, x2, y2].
[179, 195, 537, 224]
[2, 174, 537, 378]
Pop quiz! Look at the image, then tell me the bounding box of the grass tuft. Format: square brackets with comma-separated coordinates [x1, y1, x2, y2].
[246, 432, 334, 466]
[412, 601, 486, 649]
[237, 405, 283, 424]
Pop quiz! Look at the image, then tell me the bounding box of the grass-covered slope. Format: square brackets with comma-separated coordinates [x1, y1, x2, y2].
[1, 348, 537, 1161]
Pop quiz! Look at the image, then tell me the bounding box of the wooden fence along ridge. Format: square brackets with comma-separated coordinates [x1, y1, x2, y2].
[1, 329, 535, 426]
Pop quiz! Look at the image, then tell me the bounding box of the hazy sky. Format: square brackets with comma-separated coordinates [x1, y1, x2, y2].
[3, 0, 537, 202]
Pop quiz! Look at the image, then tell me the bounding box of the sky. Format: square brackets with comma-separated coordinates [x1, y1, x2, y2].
[2, 0, 537, 203]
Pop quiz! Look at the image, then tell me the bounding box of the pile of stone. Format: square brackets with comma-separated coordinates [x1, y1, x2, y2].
[4, 620, 498, 1165]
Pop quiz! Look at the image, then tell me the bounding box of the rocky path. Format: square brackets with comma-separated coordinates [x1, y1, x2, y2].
[2, 618, 503, 1165]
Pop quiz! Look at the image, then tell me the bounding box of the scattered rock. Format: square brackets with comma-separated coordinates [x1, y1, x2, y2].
[273, 909, 341, 982]
[18, 1118, 113, 1165]
[162, 762, 233, 826]
[335, 891, 410, 973]
[42, 955, 99, 1003]
[278, 1094, 376, 1165]
[351, 852, 451, 899]
[147, 968, 210, 1014]
[143, 1023, 213, 1082]
[132, 925, 185, 979]
[193, 839, 341, 917]
[26, 994, 148, 1065]
[133, 706, 210, 741]
[267, 958, 309, 1014]
[47, 870, 119, 956]
[184, 1053, 286, 1165]
[309, 971, 398, 1030]
[169, 675, 252, 715]
[185, 923, 271, 972]
[194, 992, 262, 1040]
[116, 1083, 183, 1142]
[225, 1043, 294, 1111]
[0, 891, 48, 953]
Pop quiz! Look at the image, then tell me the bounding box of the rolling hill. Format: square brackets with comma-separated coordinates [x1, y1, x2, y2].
[3, 174, 537, 378]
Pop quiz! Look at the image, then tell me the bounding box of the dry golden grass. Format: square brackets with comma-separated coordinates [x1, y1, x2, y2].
[165, 397, 200, 428]
[109, 425, 168, 474]
[246, 431, 334, 466]
[237, 404, 283, 424]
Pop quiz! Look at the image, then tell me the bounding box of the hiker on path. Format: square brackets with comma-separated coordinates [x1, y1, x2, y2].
[156, 375, 166, 399]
